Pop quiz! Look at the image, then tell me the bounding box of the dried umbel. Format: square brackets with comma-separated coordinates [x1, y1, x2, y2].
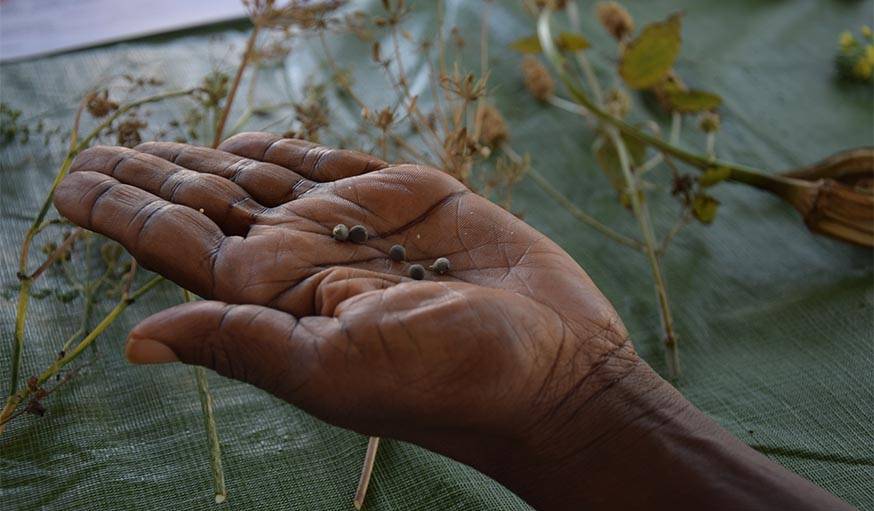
[244, 0, 346, 29]
[596, 1, 635, 41]
[776, 148, 874, 247]
[521, 56, 554, 102]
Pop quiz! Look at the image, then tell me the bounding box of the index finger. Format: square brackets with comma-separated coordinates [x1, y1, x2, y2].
[53, 170, 228, 298]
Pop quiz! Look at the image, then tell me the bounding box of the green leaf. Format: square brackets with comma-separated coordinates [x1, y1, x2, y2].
[666, 89, 722, 113]
[691, 194, 720, 223]
[620, 13, 683, 90]
[509, 35, 542, 53]
[698, 166, 731, 187]
[555, 32, 590, 52]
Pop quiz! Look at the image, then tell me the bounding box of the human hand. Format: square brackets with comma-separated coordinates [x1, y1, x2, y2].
[53, 133, 853, 511]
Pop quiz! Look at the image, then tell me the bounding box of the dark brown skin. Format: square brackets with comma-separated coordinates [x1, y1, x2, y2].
[53, 133, 855, 510]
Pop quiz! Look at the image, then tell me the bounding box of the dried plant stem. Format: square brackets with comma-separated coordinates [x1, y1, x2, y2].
[28, 228, 83, 281]
[353, 436, 380, 510]
[0, 275, 164, 435]
[213, 24, 260, 148]
[193, 367, 227, 503]
[182, 289, 228, 504]
[658, 211, 693, 256]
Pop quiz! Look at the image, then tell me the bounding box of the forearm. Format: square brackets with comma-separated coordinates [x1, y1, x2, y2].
[483, 360, 855, 511]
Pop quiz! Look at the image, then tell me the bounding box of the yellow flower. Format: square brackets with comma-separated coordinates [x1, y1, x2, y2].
[865, 45, 874, 64]
[853, 57, 872, 80]
[862, 25, 873, 39]
[839, 31, 856, 50]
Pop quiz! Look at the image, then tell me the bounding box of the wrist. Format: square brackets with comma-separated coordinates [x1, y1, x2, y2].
[483, 353, 854, 511]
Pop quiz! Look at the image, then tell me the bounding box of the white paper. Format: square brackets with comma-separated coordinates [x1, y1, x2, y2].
[0, 0, 248, 63]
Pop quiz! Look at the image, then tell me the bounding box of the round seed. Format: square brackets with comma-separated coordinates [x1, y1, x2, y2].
[408, 264, 426, 280]
[348, 224, 368, 243]
[332, 224, 349, 241]
[430, 257, 451, 275]
[389, 244, 406, 262]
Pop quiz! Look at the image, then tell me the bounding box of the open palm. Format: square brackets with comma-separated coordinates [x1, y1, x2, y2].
[54, 132, 634, 470]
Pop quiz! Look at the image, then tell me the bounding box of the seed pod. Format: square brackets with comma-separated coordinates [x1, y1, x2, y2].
[430, 257, 451, 275]
[332, 224, 349, 241]
[389, 244, 406, 262]
[408, 264, 426, 280]
[349, 225, 368, 243]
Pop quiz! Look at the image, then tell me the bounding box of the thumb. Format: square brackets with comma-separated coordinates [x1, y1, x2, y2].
[125, 301, 343, 407]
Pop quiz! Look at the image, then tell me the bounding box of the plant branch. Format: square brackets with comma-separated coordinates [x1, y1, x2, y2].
[1, 276, 164, 435]
[183, 289, 228, 504]
[213, 24, 260, 148]
[353, 436, 381, 510]
[535, 11, 801, 199]
[7, 87, 196, 400]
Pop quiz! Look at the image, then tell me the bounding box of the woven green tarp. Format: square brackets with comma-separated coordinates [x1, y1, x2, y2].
[1, 1, 872, 509]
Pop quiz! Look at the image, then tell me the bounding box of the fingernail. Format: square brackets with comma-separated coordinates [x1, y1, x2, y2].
[125, 336, 179, 364]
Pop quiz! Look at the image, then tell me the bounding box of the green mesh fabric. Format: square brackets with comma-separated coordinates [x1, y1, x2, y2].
[1, 1, 873, 509]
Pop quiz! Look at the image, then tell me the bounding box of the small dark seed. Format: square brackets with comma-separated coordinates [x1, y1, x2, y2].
[408, 264, 426, 280]
[332, 224, 349, 241]
[430, 257, 451, 275]
[389, 244, 406, 262]
[349, 225, 368, 243]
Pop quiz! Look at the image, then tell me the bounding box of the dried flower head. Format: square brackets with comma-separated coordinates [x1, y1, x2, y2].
[440, 66, 489, 102]
[596, 2, 635, 41]
[201, 71, 230, 108]
[84, 89, 118, 118]
[244, 0, 346, 29]
[116, 117, 147, 148]
[521, 56, 554, 102]
[477, 104, 508, 148]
